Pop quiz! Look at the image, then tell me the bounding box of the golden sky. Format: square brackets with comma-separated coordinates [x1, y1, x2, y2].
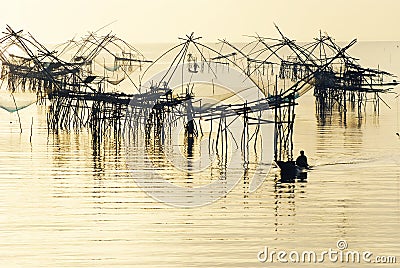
[2, 0, 400, 43]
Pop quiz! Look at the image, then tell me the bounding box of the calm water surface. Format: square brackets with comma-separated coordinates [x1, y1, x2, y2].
[0, 43, 399, 267]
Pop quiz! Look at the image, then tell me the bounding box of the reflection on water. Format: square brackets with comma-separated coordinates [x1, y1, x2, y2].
[1, 56, 400, 267]
[0, 93, 398, 267]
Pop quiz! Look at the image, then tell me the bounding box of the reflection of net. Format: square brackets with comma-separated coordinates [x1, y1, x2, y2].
[0, 91, 37, 112]
[106, 77, 125, 85]
[104, 65, 119, 72]
[96, 59, 141, 72]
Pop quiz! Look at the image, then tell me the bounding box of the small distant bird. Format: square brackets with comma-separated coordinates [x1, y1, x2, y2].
[396, 132, 399, 137]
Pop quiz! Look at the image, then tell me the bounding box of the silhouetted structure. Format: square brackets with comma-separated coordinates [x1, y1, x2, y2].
[0, 25, 398, 181]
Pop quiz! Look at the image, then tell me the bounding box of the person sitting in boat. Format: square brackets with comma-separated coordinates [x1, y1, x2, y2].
[296, 150, 309, 169]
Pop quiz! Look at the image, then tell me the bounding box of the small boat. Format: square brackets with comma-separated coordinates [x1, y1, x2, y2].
[296, 166, 310, 180]
[275, 160, 310, 181]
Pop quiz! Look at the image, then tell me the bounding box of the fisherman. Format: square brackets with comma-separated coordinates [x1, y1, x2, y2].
[296, 150, 309, 169]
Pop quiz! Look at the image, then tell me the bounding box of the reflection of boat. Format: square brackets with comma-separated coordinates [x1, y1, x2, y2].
[275, 160, 310, 181]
